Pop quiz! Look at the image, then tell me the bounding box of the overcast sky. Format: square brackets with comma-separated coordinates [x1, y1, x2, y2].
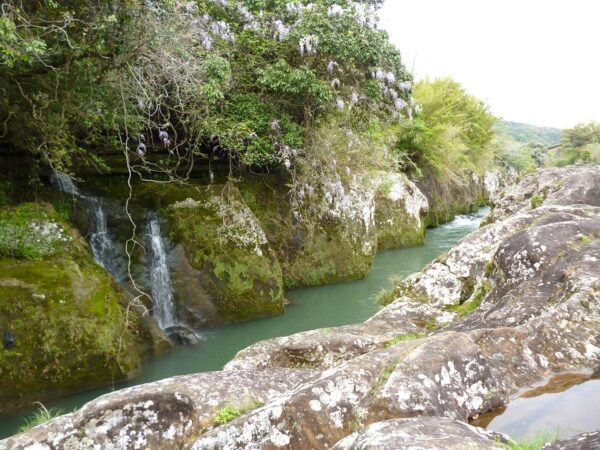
[379, 0, 600, 129]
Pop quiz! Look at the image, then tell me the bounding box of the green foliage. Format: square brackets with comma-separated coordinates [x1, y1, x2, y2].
[1, 0, 413, 177]
[547, 122, 600, 167]
[530, 193, 545, 209]
[394, 78, 497, 177]
[502, 431, 558, 450]
[495, 121, 561, 147]
[445, 281, 490, 317]
[376, 288, 396, 306]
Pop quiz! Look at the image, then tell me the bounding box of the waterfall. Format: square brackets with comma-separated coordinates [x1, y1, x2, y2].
[147, 214, 177, 329]
[88, 197, 119, 274]
[50, 170, 122, 279]
[50, 170, 80, 196]
[50, 170, 195, 342]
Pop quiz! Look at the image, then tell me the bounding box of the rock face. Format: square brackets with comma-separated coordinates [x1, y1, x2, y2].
[10, 165, 599, 449]
[417, 168, 492, 227]
[239, 173, 430, 288]
[165, 184, 285, 323]
[239, 176, 378, 288]
[543, 430, 600, 449]
[372, 172, 429, 250]
[0, 203, 158, 413]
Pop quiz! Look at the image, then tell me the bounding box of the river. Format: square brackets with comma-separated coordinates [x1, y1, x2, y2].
[0, 207, 489, 439]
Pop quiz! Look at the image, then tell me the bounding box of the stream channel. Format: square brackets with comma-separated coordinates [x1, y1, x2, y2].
[0, 207, 489, 439]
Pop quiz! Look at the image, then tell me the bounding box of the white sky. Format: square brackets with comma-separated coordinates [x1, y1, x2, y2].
[379, 0, 600, 129]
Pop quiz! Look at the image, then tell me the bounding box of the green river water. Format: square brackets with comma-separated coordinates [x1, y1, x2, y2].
[0, 208, 489, 439]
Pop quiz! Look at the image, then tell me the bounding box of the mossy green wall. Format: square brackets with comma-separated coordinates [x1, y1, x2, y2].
[164, 185, 285, 323]
[0, 203, 146, 413]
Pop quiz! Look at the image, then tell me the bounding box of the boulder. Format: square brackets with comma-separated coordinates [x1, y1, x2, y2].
[371, 172, 429, 250]
[239, 176, 378, 288]
[165, 184, 285, 323]
[0, 369, 317, 450]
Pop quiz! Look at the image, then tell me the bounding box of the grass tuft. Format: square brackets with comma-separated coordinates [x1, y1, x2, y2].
[19, 404, 68, 432]
[502, 431, 559, 450]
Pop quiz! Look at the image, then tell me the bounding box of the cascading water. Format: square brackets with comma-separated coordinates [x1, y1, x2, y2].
[50, 170, 194, 342]
[88, 197, 119, 274]
[50, 170, 80, 196]
[147, 214, 178, 330]
[50, 170, 122, 279]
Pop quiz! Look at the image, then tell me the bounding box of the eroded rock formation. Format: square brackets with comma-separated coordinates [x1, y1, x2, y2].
[6, 165, 599, 449]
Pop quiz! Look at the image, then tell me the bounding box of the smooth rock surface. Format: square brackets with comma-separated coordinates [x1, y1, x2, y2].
[331, 417, 508, 449]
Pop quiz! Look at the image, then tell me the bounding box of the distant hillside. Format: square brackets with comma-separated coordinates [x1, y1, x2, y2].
[496, 121, 562, 147]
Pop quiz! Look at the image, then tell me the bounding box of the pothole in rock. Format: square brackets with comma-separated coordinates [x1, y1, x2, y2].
[472, 370, 600, 441]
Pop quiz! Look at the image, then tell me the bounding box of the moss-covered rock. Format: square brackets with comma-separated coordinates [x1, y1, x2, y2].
[165, 184, 285, 323]
[238, 176, 377, 289]
[371, 172, 429, 250]
[0, 203, 150, 413]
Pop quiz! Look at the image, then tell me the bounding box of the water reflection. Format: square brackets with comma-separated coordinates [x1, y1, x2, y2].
[474, 371, 600, 440]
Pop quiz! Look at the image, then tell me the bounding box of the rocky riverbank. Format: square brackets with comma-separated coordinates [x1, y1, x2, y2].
[3, 164, 599, 448]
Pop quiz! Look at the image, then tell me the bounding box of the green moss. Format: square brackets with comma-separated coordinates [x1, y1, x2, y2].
[530, 193, 546, 209]
[445, 280, 491, 317]
[580, 234, 594, 245]
[385, 332, 426, 347]
[214, 399, 263, 426]
[370, 358, 402, 396]
[0, 203, 75, 260]
[484, 259, 495, 277]
[165, 184, 284, 323]
[0, 203, 144, 413]
[374, 190, 426, 251]
[238, 176, 376, 289]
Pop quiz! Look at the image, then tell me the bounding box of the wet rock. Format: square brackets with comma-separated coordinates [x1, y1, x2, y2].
[0, 369, 317, 450]
[331, 417, 509, 449]
[165, 325, 200, 346]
